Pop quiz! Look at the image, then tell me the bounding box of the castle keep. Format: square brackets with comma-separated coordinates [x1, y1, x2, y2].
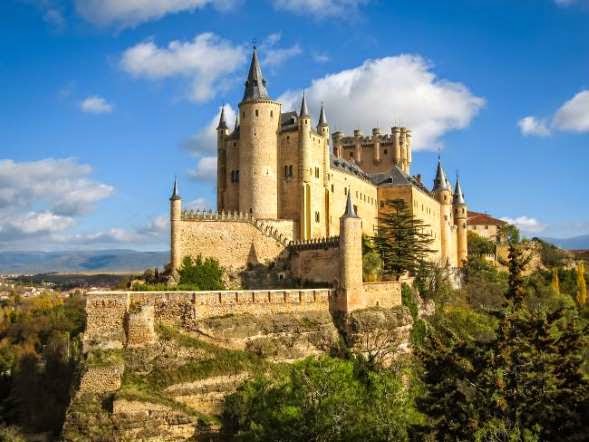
[170, 48, 469, 310]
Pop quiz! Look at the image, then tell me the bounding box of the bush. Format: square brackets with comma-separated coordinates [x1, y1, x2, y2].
[178, 255, 225, 290]
[467, 231, 496, 256]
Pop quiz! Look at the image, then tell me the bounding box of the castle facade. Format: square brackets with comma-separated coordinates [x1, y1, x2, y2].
[214, 48, 467, 266]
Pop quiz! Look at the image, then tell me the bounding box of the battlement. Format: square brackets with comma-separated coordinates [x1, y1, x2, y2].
[289, 236, 340, 250]
[181, 210, 291, 247]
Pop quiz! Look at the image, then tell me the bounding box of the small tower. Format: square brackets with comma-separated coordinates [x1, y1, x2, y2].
[338, 192, 364, 313]
[169, 178, 182, 273]
[372, 127, 381, 163]
[392, 126, 402, 167]
[453, 175, 468, 267]
[433, 159, 453, 266]
[216, 106, 229, 211]
[238, 47, 281, 219]
[299, 92, 313, 239]
[317, 102, 329, 139]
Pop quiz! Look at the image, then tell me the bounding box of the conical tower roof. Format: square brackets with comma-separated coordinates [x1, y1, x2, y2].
[216, 106, 228, 130]
[170, 177, 180, 201]
[453, 176, 466, 205]
[318, 102, 327, 127]
[299, 92, 310, 118]
[433, 160, 451, 192]
[233, 112, 240, 132]
[343, 191, 358, 218]
[242, 47, 269, 101]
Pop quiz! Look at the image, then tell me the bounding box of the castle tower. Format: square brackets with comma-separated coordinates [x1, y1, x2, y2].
[333, 131, 343, 158]
[338, 192, 364, 313]
[372, 128, 381, 163]
[299, 93, 312, 239]
[317, 103, 329, 139]
[453, 175, 468, 267]
[405, 129, 413, 174]
[238, 47, 281, 219]
[216, 106, 229, 211]
[433, 160, 453, 266]
[392, 127, 401, 167]
[169, 178, 182, 272]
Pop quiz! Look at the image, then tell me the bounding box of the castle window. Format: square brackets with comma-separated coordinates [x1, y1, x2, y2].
[331, 184, 334, 193]
[270, 110, 273, 118]
[242, 111, 245, 118]
[284, 165, 288, 177]
[236, 170, 239, 182]
[463, 223, 466, 228]
[354, 205, 358, 214]
[349, 152, 354, 159]
[384, 149, 388, 155]
[380, 201, 384, 208]
[255, 109, 259, 117]
[344, 188, 347, 195]
[315, 212, 320, 223]
[289, 165, 293, 177]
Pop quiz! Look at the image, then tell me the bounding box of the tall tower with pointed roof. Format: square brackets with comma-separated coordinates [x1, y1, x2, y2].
[169, 178, 182, 275]
[453, 176, 468, 266]
[338, 192, 364, 313]
[433, 159, 454, 265]
[299, 93, 313, 239]
[238, 47, 282, 219]
[216, 106, 230, 211]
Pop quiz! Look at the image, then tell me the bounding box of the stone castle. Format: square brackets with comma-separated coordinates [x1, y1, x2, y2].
[169, 48, 469, 312]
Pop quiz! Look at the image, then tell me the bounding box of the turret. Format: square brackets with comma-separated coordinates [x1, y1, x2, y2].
[238, 47, 281, 219]
[216, 106, 229, 211]
[338, 192, 364, 313]
[353, 129, 362, 163]
[392, 127, 401, 166]
[372, 128, 381, 163]
[169, 178, 182, 273]
[333, 131, 343, 158]
[433, 160, 453, 266]
[299, 92, 312, 239]
[453, 175, 468, 266]
[317, 103, 329, 140]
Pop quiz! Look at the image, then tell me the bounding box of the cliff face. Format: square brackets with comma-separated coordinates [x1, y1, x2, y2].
[62, 293, 413, 441]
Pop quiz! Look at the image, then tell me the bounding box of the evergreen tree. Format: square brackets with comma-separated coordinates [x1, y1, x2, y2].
[576, 262, 587, 306]
[373, 199, 434, 279]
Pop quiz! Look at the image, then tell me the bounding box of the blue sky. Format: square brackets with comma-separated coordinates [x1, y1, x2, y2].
[0, 0, 588, 251]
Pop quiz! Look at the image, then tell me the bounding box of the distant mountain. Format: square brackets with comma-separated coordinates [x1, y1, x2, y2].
[0, 250, 168, 274]
[540, 235, 589, 251]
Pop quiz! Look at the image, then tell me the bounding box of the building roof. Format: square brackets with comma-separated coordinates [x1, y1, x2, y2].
[343, 191, 359, 218]
[216, 106, 228, 130]
[467, 211, 506, 226]
[453, 176, 466, 205]
[170, 177, 180, 201]
[242, 47, 270, 102]
[280, 111, 298, 129]
[299, 93, 310, 118]
[369, 166, 432, 195]
[331, 157, 371, 181]
[318, 103, 327, 127]
[432, 160, 451, 192]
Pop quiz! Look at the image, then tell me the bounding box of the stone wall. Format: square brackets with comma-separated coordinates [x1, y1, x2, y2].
[289, 242, 340, 284]
[83, 289, 333, 351]
[363, 282, 402, 309]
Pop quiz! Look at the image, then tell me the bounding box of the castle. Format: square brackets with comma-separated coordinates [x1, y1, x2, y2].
[169, 48, 468, 311]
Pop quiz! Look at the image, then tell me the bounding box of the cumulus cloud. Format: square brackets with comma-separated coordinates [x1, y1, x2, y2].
[185, 197, 211, 210]
[501, 216, 546, 234]
[190, 156, 217, 181]
[518, 116, 551, 137]
[75, 0, 238, 27]
[80, 96, 113, 114]
[519, 90, 589, 137]
[258, 33, 302, 68]
[272, 0, 370, 18]
[0, 158, 115, 248]
[184, 105, 236, 154]
[121, 33, 246, 102]
[278, 54, 484, 150]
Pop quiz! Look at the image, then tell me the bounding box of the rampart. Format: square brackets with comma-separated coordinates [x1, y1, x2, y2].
[289, 237, 340, 284]
[83, 289, 332, 351]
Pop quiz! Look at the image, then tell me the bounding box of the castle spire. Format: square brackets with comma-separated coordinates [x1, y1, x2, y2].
[318, 102, 328, 127]
[299, 92, 310, 118]
[170, 177, 181, 201]
[216, 105, 228, 130]
[453, 174, 466, 205]
[242, 46, 269, 102]
[433, 159, 451, 192]
[343, 190, 358, 218]
[233, 112, 240, 132]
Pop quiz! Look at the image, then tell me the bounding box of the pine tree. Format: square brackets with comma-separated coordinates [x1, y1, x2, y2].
[551, 268, 560, 294]
[576, 262, 587, 306]
[373, 199, 434, 279]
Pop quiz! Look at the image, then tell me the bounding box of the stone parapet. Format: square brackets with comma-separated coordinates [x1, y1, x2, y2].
[288, 236, 339, 250]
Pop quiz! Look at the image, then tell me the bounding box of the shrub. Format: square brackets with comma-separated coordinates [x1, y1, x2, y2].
[178, 255, 225, 290]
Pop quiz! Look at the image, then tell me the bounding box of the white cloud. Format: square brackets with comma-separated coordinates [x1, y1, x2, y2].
[80, 96, 114, 114]
[121, 33, 246, 102]
[501, 216, 546, 234]
[518, 116, 551, 136]
[519, 90, 589, 137]
[272, 0, 370, 17]
[190, 156, 217, 181]
[278, 54, 484, 150]
[553, 90, 589, 132]
[185, 105, 236, 154]
[185, 197, 211, 210]
[0, 211, 74, 240]
[75, 0, 238, 27]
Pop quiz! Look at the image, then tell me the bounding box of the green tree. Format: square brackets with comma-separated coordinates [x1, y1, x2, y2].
[223, 356, 422, 441]
[373, 199, 434, 279]
[178, 255, 225, 290]
[467, 231, 496, 257]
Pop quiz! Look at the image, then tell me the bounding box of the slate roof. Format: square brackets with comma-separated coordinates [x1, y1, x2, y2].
[242, 47, 270, 102]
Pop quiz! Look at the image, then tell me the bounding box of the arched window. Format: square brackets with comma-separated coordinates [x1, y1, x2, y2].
[255, 109, 259, 117]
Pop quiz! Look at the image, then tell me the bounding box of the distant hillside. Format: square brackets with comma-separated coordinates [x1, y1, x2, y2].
[541, 235, 589, 250]
[0, 250, 168, 274]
